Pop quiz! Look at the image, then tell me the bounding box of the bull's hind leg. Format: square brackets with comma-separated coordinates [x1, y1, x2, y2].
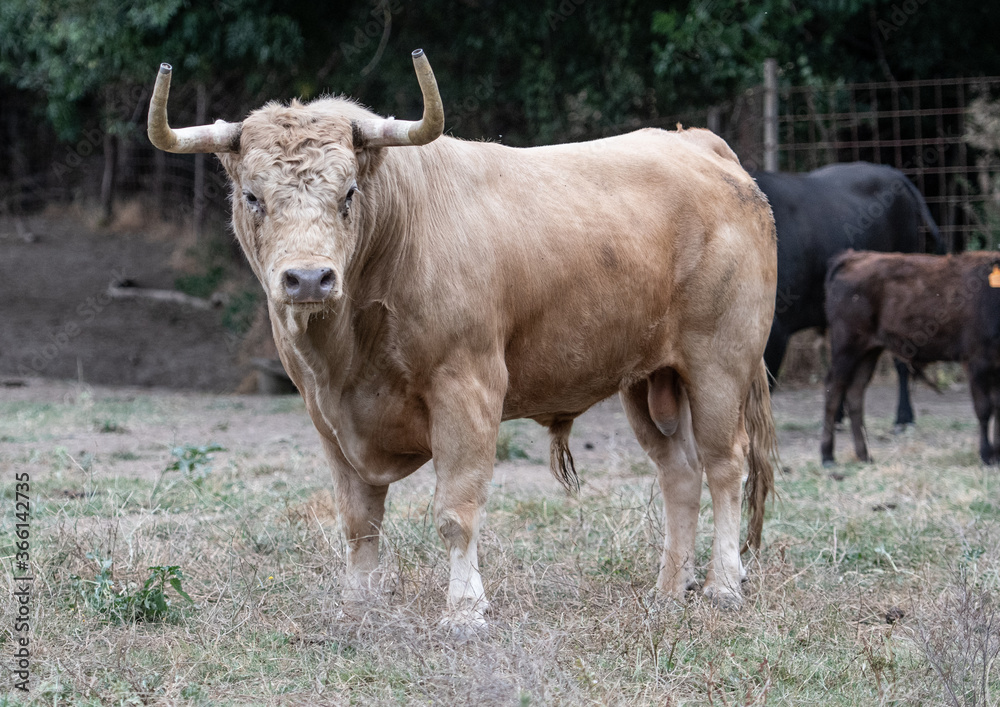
[322, 437, 390, 605]
[427, 361, 506, 631]
[621, 371, 702, 598]
[684, 366, 752, 608]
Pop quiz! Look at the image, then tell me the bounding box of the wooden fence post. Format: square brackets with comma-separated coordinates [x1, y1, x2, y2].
[707, 106, 721, 135]
[764, 58, 779, 172]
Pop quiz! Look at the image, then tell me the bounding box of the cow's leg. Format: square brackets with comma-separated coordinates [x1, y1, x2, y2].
[844, 350, 880, 463]
[321, 437, 389, 605]
[621, 373, 701, 598]
[970, 366, 996, 465]
[763, 319, 789, 390]
[427, 363, 505, 630]
[893, 358, 915, 427]
[989, 377, 1000, 464]
[993, 387, 1000, 464]
[834, 399, 846, 427]
[992, 409, 1000, 465]
[821, 354, 858, 465]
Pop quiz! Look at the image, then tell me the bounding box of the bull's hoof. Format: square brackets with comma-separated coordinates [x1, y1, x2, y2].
[336, 601, 375, 622]
[440, 609, 488, 641]
[892, 422, 914, 435]
[702, 583, 743, 610]
[655, 572, 699, 599]
[822, 458, 836, 468]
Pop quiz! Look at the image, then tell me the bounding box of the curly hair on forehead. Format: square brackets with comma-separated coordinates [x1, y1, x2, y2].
[233, 97, 388, 187]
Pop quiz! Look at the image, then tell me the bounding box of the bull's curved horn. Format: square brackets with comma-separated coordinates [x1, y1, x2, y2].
[354, 49, 445, 148]
[147, 63, 241, 154]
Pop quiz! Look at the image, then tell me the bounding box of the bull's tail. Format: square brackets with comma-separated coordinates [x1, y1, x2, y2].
[902, 176, 946, 254]
[548, 417, 580, 493]
[742, 358, 780, 553]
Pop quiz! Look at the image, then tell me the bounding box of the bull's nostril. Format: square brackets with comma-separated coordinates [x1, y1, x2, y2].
[283, 268, 336, 302]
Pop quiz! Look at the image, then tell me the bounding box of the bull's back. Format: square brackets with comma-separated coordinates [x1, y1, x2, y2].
[446, 130, 777, 417]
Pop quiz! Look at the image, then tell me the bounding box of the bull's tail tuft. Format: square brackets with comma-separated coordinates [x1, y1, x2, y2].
[742, 358, 780, 553]
[548, 417, 580, 494]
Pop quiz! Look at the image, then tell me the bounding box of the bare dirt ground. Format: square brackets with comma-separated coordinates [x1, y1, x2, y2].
[0, 212, 246, 391]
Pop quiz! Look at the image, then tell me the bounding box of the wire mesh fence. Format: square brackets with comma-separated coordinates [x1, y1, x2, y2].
[0, 74, 270, 238]
[774, 76, 1000, 252]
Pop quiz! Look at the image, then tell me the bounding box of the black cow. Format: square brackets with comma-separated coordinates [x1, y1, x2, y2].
[753, 162, 943, 425]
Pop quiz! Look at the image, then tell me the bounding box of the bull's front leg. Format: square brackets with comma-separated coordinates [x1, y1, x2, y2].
[427, 362, 506, 632]
[321, 437, 390, 605]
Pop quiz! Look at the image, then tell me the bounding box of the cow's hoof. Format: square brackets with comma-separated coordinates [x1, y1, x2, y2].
[702, 584, 743, 610]
[440, 609, 488, 641]
[821, 459, 836, 468]
[892, 422, 914, 435]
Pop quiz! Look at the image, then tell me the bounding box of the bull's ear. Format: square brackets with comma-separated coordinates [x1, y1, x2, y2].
[351, 121, 387, 182]
[217, 152, 240, 179]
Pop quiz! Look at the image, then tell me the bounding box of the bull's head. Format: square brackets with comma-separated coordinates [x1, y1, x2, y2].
[147, 50, 444, 310]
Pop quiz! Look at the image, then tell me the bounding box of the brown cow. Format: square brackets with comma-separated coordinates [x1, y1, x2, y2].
[147, 50, 778, 629]
[822, 250, 1000, 466]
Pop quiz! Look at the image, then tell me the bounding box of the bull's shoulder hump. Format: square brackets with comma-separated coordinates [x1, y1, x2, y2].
[659, 126, 742, 166]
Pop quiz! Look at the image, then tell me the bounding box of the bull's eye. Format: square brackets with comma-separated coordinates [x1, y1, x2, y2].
[243, 189, 264, 216]
[341, 182, 358, 218]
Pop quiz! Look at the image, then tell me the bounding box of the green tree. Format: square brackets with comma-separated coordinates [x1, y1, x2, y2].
[0, 0, 305, 218]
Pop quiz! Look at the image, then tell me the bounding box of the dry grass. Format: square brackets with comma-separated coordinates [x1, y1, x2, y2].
[2, 380, 1000, 705]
